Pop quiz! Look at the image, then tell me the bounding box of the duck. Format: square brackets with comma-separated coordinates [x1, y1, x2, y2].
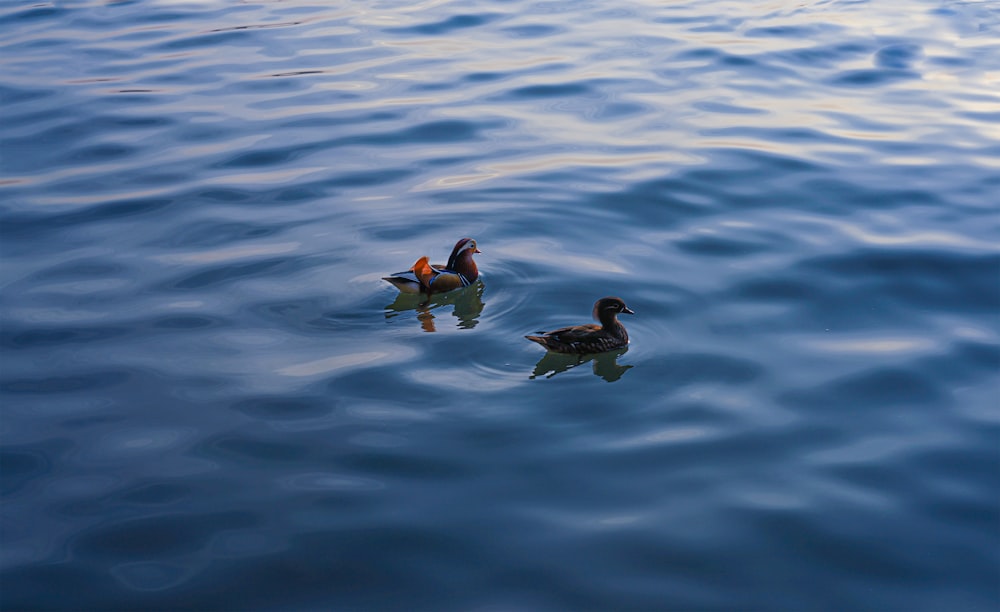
[525, 296, 634, 354]
[382, 238, 481, 296]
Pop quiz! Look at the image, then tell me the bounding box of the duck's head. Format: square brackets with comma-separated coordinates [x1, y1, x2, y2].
[593, 296, 634, 321]
[447, 237, 481, 268]
[453, 238, 481, 256]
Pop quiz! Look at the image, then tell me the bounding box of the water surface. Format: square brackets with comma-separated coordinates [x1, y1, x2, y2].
[2, 0, 999, 610]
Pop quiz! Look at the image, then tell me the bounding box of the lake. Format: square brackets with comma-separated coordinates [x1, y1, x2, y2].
[1, 0, 998, 610]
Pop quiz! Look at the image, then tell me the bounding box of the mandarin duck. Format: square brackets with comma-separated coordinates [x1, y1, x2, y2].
[382, 238, 481, 296]
[525, 296, 634, 354]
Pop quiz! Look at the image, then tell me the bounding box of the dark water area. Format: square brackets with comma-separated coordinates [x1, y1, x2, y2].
[2, 0, 999, 610]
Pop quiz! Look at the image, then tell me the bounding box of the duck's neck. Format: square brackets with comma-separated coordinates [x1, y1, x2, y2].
[450, 251, 478, 282]
[598, 313, 628, 340]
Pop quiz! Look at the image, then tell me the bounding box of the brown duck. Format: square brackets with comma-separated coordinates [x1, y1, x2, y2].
[525, 296, 634, 354]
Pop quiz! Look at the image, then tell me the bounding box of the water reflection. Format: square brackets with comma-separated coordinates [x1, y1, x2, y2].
[530, 347, 633, 382]
[384, 281, 485, 332]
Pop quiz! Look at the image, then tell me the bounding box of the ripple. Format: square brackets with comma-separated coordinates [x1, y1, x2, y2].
[97, 428, 191, 454]
[150, 314, 221, 330]
[781, 366, 947, 410]
[117, 482, 194, 506]
[210, 530, 287, 559]
[409, 358, 526, 392]
[74, 511, 257, 559]
[201, 435, 309, 465]
[110, 561, 194, 592]
[344, 402, 435, 423]
[828, 68, 920, 87]
[230, 396, 332, 421]
[164, 257, 293, 290]
[280, 472, 384, 492]
[1, 370, 129, 395]
[506, 82, 592, 99]
[502, 24, 564, 38]
[804, 336, 936, 355]
[0, 447, 49, 496]
[874, 43, 924, 70]
[674, 232, 773, 257]
[4, 197, 173, 239]
[388, 13, 504, 36]
[609, 425, 713, 451]
[692, 100, 766, 115]
[277, 348, 417, 377]
[799, 249, 1000, 313]
[2, 325, 130, 349]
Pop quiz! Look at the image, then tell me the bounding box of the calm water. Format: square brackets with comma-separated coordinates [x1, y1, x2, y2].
[2, 0, 999, 610]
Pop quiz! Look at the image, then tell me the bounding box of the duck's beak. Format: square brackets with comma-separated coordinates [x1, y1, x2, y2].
[622, 307, 635, 315]
[474, 248, 482, 254]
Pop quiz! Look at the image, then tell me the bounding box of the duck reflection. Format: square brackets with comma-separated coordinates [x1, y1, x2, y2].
[530, 347, 633, 382]
[384, 281, 485, 332]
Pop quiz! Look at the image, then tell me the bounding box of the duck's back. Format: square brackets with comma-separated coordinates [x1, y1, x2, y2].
[525, 324, 627, 354]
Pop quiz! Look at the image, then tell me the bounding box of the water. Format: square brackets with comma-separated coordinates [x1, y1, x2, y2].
[2, 0, 998, 609]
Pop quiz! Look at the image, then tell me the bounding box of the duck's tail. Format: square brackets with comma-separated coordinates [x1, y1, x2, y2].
[411, 256, 435, 291]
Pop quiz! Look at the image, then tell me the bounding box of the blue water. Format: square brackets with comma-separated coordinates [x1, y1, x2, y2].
[2, 0, 999, 609]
